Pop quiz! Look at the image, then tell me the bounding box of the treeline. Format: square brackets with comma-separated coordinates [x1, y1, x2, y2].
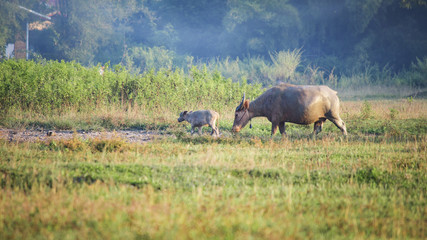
[1, 0, 427, 86]
[0, 60, 263, 114]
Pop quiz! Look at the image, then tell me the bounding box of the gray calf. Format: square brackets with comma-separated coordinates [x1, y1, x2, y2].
[178, 110, 220, 136]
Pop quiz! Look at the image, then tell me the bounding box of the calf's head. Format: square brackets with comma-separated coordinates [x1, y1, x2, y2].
[232, 94, 250, 133]
[178, 111, 188, 122]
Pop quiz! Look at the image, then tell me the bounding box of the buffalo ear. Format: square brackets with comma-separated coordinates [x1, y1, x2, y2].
[243, 100, 250, 109]
[183, 111, 188, 115]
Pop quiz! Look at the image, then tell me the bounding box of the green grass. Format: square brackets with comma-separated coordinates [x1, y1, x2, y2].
[1, 127, 426, 239]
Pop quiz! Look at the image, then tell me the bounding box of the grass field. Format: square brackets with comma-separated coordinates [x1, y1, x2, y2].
[1, 99, 426, 239]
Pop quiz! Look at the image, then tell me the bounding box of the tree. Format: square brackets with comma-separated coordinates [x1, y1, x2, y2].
[33, 0, 154, 65]
[0, 0, 46, 58]
[223, 0, 301, 57]
[400, 0, 427, 8]
[295, 0, 427, 73]
[144, 0, 228, 57]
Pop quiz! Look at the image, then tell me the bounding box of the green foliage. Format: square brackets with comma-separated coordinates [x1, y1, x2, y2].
[207, 57, 246, 84]
[47, 0, 152, 65]
[124, 46, 175, 73]
[404, 57, 427, 87]
[400, 0, 427, 8]
[338, 64, 396, 88]
[2, 0, 427, 80]
[267, 49, 302, 82]
[0, 0, 39, 57]
[347, 118, 427, 138]
[206, 49, 303, 86]
[204, 50, 426, 88]
[360, 101, 374, 120]
[0, 60, 109, 113]
[0, 59, 263, 114]
[223, 0, 301, 55]
[389, 108, 399, 120]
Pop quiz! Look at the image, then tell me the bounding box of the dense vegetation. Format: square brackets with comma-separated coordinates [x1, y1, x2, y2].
[2, 0, 427, 86]
[1, 58, 425, 121]
[0, 59, 262, 115]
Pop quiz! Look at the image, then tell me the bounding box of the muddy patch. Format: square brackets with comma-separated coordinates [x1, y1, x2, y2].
[0, 129, 169, 143]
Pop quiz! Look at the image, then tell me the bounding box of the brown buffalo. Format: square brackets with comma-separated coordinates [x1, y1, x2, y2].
[232, 83, 347, 136]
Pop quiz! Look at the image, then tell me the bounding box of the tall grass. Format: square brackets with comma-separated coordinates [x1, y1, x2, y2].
[0, 60, 263, 115]
[206, 49, 303, 86]
[119, 46, 427, 90]
[268, 48, 302, 82]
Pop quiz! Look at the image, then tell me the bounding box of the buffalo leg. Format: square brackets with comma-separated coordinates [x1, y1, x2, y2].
[279, 122, 286, 136]
[271, 122, 279, 136]
[313, 119, 326, 135]
[191, 126, 195, 135]
[328, 117, 347, 135]
[198, 127, 202, 135]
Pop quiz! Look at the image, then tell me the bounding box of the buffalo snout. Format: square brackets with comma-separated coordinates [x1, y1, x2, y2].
[232, 126, 241, 133]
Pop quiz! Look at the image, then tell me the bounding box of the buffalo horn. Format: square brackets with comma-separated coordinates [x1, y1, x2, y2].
[236, 93, 245, 111]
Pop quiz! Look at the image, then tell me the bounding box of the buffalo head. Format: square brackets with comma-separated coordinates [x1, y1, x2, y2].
[232, 93, 251, 133]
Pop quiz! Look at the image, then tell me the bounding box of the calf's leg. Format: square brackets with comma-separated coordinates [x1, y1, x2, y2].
[210, 119, 219, 136]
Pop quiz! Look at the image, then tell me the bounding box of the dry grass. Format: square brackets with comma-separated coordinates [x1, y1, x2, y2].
[341, 99, 427, 120]
[338, 85, 423, 100]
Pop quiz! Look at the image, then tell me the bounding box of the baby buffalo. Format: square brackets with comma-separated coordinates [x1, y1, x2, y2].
[178, 110, 220, 136]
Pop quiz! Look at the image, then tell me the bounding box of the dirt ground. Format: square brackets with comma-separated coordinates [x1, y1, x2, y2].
[0, 128, 168, 143]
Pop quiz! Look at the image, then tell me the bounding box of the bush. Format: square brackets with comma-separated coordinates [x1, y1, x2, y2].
[360, 101, 374, 120]
[0, 59, 264, 114]
[123, 46, 176, 73]
[267, 49, 302, 82]
[404, 57, 427, 87]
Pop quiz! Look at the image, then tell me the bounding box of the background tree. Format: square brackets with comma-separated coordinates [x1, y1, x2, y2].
[34, 0, 155, 65]
[0, 0, 47, 58]
[2, 0, 427, 82]
[223, 0, 301, 57]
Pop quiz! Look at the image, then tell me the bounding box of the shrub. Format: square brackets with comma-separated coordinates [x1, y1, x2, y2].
[389, 108, 399, 120]
[267, 49, 302, 82]
[404, 57, 427, 87]
[0, 59, 264, 114]
[360, 101, 374, 120]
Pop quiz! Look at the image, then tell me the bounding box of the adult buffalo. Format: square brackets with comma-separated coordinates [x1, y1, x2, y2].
[232, 83, 347, 136]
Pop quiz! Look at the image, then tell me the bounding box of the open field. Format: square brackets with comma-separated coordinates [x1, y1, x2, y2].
[1, 99, 426, 239]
